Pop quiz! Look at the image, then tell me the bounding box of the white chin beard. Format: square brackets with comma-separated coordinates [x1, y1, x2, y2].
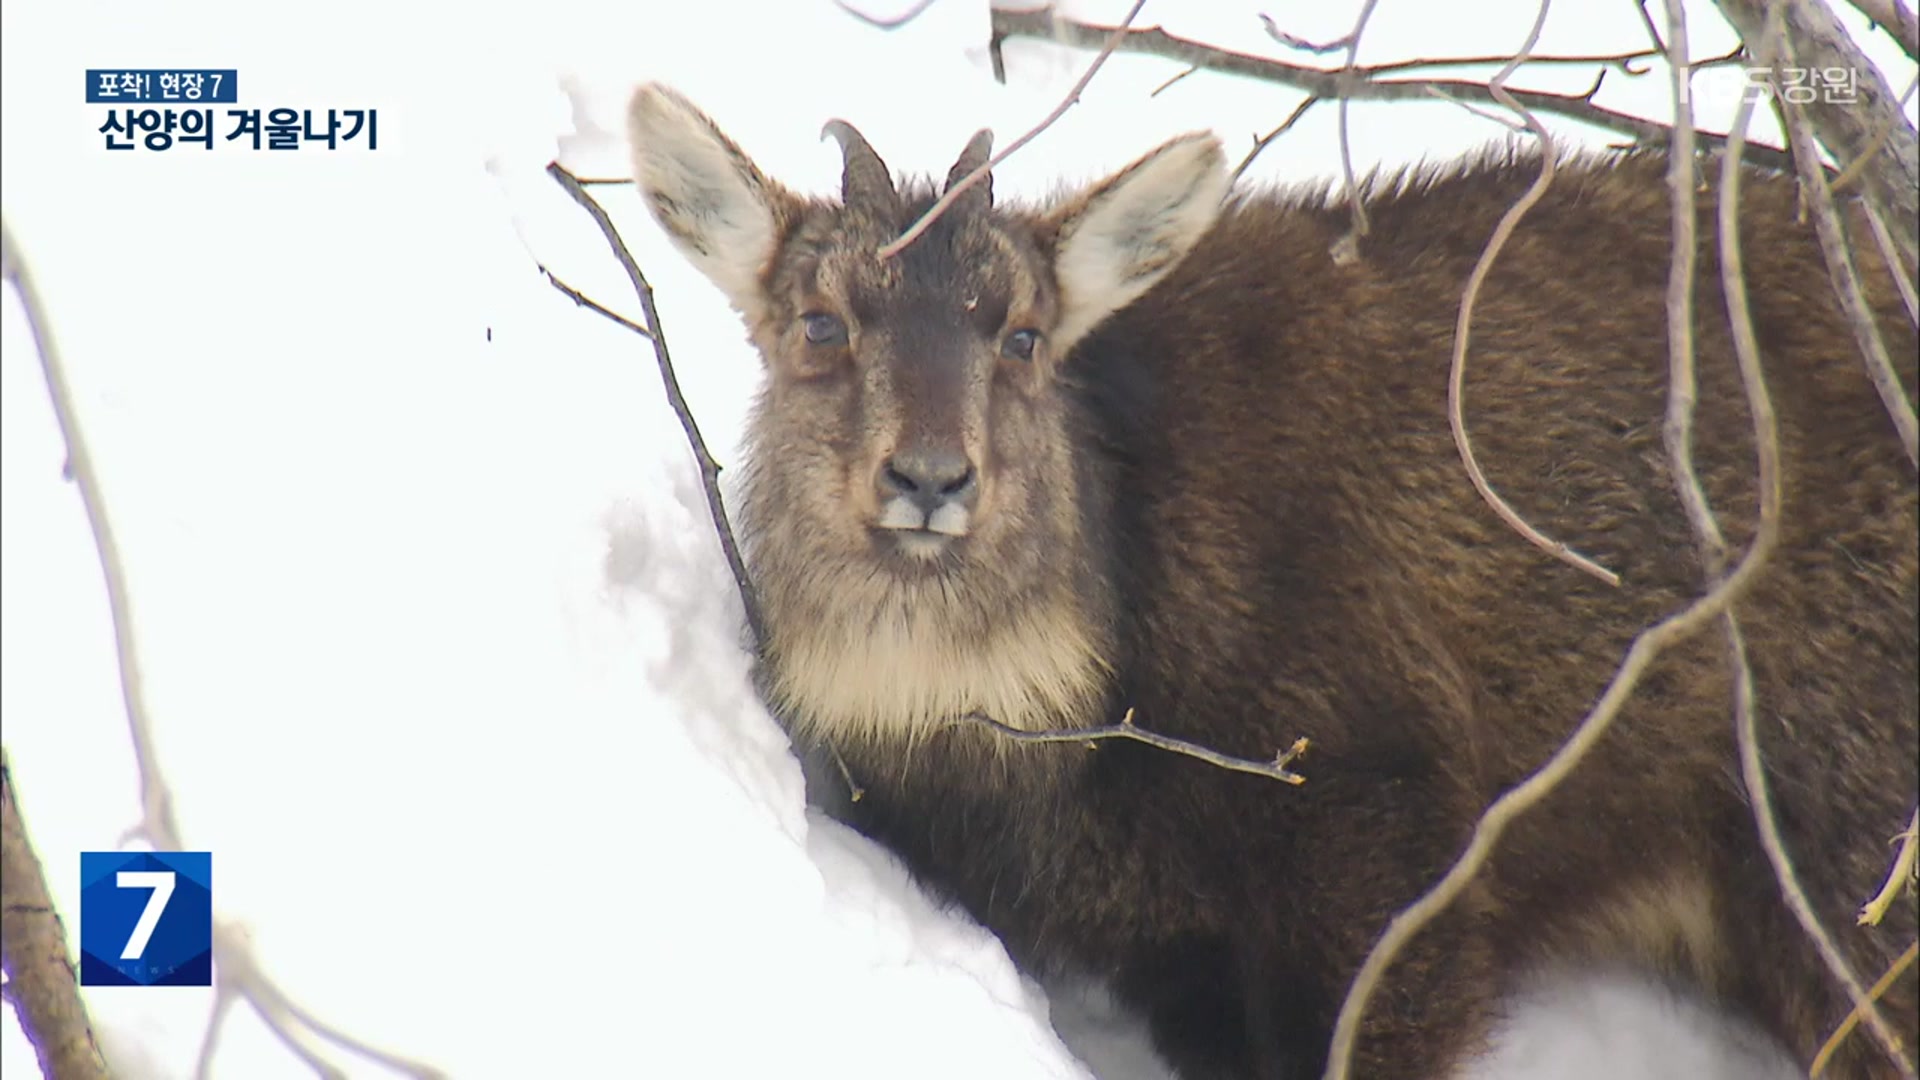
[893, 532, 953, 560]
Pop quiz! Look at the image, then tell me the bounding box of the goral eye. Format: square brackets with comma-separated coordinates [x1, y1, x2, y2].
[1001, 328, 1041, 363]
[802, 312, 848, 347]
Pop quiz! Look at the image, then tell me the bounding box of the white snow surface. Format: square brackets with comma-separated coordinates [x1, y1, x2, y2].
[1, 2, 1911, 1078]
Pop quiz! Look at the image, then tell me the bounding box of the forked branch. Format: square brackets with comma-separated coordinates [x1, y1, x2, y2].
[2, 218, 446, 1080]
[964, 709, 1309, 785]
[989, 5, 1800, 173]
[547, 163, 768, 646]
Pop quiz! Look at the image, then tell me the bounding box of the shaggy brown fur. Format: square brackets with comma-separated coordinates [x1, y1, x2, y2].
[627, 84, 1919, 1080]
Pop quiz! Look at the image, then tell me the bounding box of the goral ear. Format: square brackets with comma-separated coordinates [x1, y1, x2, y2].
[628, 84, 803, 325]
[1041, 133, 1228, 353]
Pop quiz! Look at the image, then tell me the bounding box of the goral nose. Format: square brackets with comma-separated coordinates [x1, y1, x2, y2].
[878, 448, 978, 511]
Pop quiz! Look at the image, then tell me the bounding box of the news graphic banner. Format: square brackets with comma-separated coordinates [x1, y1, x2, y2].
[79, 851, 213, 986]
[87, 69, 377, 152]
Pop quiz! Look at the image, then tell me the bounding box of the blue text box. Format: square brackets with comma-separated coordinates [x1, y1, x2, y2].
[86, 70, 238, 104]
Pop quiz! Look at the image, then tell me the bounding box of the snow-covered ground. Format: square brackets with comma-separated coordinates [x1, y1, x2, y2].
[3, 2, 1913, 1077]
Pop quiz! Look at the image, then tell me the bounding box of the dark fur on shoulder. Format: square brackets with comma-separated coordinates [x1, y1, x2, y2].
[629, 84, 1918, 1079]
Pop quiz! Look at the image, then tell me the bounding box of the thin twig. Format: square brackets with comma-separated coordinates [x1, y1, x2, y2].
[1734, 619, 1915, 1077]
[1321, 24, 1789, 1075]
[0, 219, 180, 861]
[834, 0, 938, 31]
[1634, 0, 1671, 53]
[1862, 200, 1920, 324]
[828, 750, 866, 803]
[1150, 64, 1200, 97]
[3, 219, 447, 1080]
[1813, 941, 1920, 1077]
[1761, 31, 1919, 471]
[1304, 42, 1747, 78]
[1646, 15, 1870, 1075]
[1729, 612, 1914, 1079]
[1831, 73, 1920, 195]
[541, 266, 653, 338]
[1860, 808, 1919, 926]
[989, 5, 1803, 174]
[1441, 12, 1622, 587]
[0, 747, 111, 1080]
[1231, 95, 1321, 185]
[1258, 12, 1353, 54]
[879, 0, 1149, 260]
[1724, 25, 1916, 1070]
[1260, 10, 1747, 76]
[546, 162, 768, 646]
[1332, 0, 1383, 259]
[1423, 85, 1531, 132]
[963, 710, 1309, 785]
[1655, 0, 1732, 573]
[1318, 419, 1782, 1080]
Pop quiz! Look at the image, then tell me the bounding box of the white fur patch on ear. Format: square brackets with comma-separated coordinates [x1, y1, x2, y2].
[1048, 133, 1228, 351]
[628, 84, 793, 321]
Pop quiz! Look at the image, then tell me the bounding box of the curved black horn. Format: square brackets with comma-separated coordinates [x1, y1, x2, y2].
[943, 129, 995, 211]
[821, 119, 898, 210]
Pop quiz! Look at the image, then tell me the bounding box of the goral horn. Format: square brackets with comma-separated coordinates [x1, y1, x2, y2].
[820, 118, 899, 211]
[943, 129, 995, 212]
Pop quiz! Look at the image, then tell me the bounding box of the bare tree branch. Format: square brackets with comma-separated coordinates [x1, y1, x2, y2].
[1322, 389, 1785, 1080]
[962, 709, 1310, 785]
[1441, 20, 1623, 587]
[540, 265, 652, 338]
[1862, 199, 1920, 323]
[1830, 73, 1920, 196]
[1728, 14, 1915, 1067]
[834, 0, 938, 31]
[1712, 0, 1919, 272]
[879, 0, 1149, 260]
[0, 220, 181, 867]
[1735, 623, 1916, 1076]
[1331, 0, 1384, 257]
[1813, 940, 1920, 1076]
[2, 217, 447, 1080]
[1657, 0, 1733, 573]
[1843, 0, 1920, 61]
[1258, 11, 1355, 54]
[1231, 94, 1321, 184]
[1149, 63, 1200, 97]
[1756, 28, 1920, 470]
[1351, 42, 1750, 78]
[1325, 2, 1798, 1071]
[1, 747, 112, 1080]
[1860, 808, 1920, 926]
[989, 5, 1803, 174]
[546, 163, 768, 647]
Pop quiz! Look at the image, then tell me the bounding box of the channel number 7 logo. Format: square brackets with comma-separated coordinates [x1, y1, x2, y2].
[79, 851, 213, 986]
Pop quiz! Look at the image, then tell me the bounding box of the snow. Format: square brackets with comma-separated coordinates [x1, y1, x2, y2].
[2, 1, 1912, 1078]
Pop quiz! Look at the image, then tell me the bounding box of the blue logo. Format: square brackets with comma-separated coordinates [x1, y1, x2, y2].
[79, 851, 212, 986]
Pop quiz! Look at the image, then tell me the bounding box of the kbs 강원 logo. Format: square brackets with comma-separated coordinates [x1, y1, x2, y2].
[79, 851, 212, 986]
